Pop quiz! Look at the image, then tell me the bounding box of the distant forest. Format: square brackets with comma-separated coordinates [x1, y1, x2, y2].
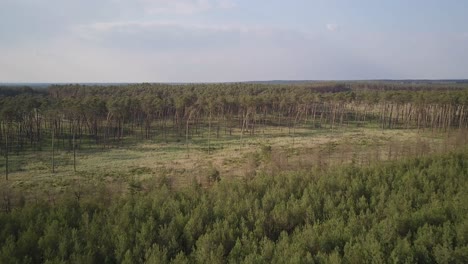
[1, 81, 468, 151]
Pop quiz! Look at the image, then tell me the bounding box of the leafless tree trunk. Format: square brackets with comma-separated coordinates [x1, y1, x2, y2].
[52, 126, 55, 173]
[4, 131, 8, 181]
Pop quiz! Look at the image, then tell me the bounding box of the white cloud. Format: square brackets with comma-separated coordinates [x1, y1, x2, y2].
[77, 20, 236, 33]
[137, 0, 235, 15]
[72, 20, 249, 53]
[326, 23, 339, 32]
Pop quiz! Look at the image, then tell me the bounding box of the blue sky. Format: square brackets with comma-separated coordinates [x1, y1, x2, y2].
[1, 0, 467, 82]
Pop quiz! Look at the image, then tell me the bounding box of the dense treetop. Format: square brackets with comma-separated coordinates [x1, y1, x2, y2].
[1, 151, 467, 263]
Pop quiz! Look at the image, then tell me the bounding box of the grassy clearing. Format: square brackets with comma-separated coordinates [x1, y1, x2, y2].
[1, 126, 466, 202]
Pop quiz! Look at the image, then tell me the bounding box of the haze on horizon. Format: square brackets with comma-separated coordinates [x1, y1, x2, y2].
[1, 0, 467, 83]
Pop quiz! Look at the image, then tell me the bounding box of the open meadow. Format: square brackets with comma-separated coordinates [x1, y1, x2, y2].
[2, 124, 467, 203]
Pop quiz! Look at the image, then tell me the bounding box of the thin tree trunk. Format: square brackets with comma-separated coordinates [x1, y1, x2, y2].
[208, 110, 212, 155]
[73, 129, 76, 172]
[292, 110, 301, 148]
[240, 111, 248, 147]
[52, 127, 55, 173]
[186, 110, 194, 157]
[5, 131, 8, 181]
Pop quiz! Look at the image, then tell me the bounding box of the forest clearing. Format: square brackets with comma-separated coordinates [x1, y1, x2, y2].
[2, 125, 467, 202]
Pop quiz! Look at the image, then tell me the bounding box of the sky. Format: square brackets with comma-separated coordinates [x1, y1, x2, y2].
[1, 0, 467, 82]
